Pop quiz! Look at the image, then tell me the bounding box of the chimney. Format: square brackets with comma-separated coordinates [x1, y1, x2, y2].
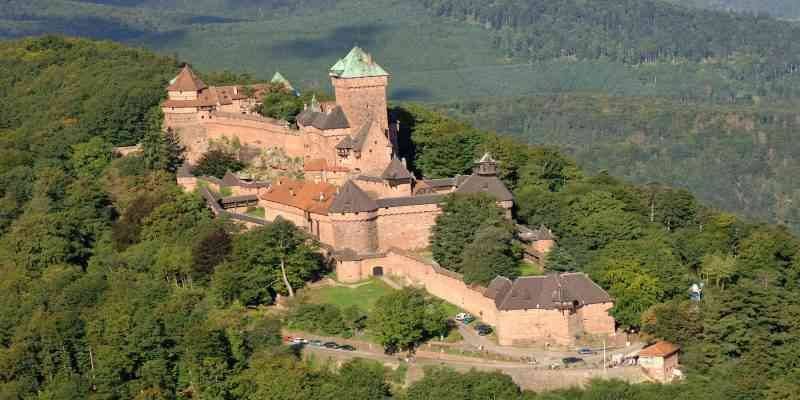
[319, 192, 326, 201]
[289, 188, 295, 197]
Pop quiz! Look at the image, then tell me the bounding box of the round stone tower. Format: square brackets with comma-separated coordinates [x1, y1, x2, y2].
[328, 181, 380, 254]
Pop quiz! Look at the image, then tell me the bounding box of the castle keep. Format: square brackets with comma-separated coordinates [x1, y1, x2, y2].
[170, 47, 615, 346]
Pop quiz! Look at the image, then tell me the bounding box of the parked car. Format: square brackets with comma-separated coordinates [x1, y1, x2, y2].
[577, 347, 595, 355]
[339, 344, 356, 351]
[455, 313, 475, 323]
[323, 341, 339, 349]
[291, 337, 306, 345]
[309, 340, 323, 347]
[562, 357, 585, 366]
[474, 324, 492, 336]
[283, 336, 294, 343]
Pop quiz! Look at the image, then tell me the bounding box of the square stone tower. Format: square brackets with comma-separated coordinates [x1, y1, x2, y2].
[329, 47, 390, 135]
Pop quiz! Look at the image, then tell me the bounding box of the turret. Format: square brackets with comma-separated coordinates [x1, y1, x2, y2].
[474, 152, 499, 176]
[329, 47, 390, 134]
[167, 65, 206, 101]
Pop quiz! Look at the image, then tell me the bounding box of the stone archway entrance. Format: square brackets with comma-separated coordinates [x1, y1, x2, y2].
[372, 266, 384, 277]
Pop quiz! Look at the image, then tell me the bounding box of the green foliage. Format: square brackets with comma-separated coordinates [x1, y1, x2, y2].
[431, 193, 516, 275]
[256, 83, 303, 122]
[368, 288, 449, 353]
[212, 219, 323, 306]
[405, 367, 521, 400]
[286, 303, 350, 337]
[141, 121, 185, 173]
[441, 95, 800, 233]
[461, 224, 521, 285]
[70, 137, 113, 179]
[192, 149, 246, 179]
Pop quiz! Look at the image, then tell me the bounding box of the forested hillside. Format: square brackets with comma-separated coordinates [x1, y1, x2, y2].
[2, 35, 800, 399]
[665, 0, 800, 18]
[436, 96, 800, 232]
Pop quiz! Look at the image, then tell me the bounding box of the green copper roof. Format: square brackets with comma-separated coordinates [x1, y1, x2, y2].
[270, 71, 294, 91]
[329, 47, 389, 78]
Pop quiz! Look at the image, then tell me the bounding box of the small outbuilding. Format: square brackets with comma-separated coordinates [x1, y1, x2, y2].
[639, 341, 681, 382]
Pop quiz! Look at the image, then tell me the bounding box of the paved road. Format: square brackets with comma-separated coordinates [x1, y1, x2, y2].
[456, 322, 642, 366]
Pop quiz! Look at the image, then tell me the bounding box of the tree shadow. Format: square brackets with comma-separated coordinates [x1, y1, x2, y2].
[390, 87, 433, 102]
[268, 23, 386, 59]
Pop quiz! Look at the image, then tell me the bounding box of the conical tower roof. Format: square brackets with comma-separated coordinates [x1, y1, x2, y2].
[381, 157, 413, 180]
[329, 46, 390, 79]
[167, 65, 207, 92]
[271, 71, 295, 91]
[329, 181, 378, 213]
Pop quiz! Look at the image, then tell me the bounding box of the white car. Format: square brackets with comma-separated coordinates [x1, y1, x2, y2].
[292, 338, 307, 344]
[455, 313, 474, 322]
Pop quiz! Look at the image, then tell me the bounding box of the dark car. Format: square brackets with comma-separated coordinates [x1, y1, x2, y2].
[474, 324, 492, 336]
[339, 344, 356, 351]
[323, 342, 339, 349]
[562, 357, 584, 365]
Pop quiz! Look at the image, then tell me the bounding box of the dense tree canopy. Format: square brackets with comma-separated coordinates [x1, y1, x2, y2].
[3, 35, 800, 400]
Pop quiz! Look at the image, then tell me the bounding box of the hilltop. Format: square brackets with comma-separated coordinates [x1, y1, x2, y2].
[1, 35, 800, 399]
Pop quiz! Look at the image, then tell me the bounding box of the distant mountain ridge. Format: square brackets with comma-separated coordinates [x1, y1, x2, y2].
[663, 0, 800, 18]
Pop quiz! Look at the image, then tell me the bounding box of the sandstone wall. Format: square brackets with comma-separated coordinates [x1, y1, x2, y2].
[496, 309, 574, 346]
[168, 90, 198, 101]
[579, 302, 616, 335]
[331, 75, 389, 132]
[330, 213, 379, 253]
[259, 200, 307, 227]
[375, 204, 441, 252]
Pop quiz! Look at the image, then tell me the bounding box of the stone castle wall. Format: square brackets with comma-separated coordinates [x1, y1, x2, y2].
[578, 302, 616, 335]
[331, 76, 389, 131]
[334, 249, 615, 346]
[205, 113, 305, 157]
[376, 203, 441, 252]
[330, 212, 379, 254]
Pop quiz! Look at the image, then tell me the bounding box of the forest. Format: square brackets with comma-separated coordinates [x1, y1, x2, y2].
[664, 0, 800, 18]
[2, 35, 800, 399]
[435, 95, 800, 233]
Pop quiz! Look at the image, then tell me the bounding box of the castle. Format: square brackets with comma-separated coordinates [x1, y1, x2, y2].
[169, 47, 615, 346]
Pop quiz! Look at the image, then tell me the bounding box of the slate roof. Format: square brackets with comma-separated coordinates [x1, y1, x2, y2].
[167, 65, 207, 92]
[219, 194, 259, 206]
[351, 118, 373, 150]
[381, 157, 413, 180]
[335, 135, 354, 149]
[484, 273, 612, 311]
[375, 194, 443, 208]
[296, 106, 350, 130]
[640, 341, 680, 358]
[329, 181, 378, 213]
[329, 46, 390, 79]
[454, 174, 514, 202]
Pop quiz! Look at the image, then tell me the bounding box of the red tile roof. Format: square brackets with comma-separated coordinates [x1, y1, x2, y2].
[167, 66, 207, 92]
[260, 179, 337, 215]
[640, 341, 680, 357]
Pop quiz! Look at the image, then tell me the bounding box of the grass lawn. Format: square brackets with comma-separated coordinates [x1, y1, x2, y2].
[245, 207, 265, 218]
[308, 279, 395, 313]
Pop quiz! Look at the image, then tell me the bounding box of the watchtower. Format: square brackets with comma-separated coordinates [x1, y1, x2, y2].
[329, 47, 390, 134]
